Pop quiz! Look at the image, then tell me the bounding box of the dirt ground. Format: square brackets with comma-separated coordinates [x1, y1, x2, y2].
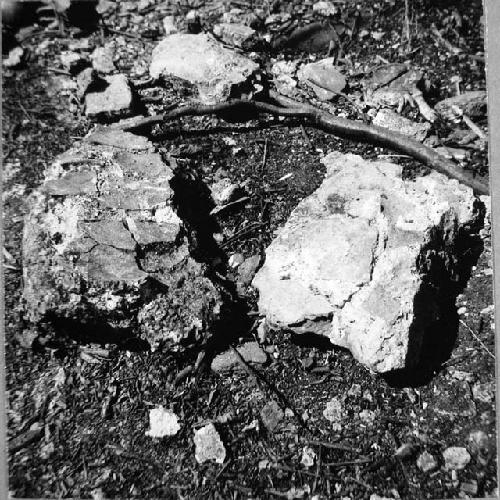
[2, 0, 496, 499]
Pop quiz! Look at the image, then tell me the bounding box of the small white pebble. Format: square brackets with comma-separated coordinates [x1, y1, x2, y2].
[457, 307, 467, 315]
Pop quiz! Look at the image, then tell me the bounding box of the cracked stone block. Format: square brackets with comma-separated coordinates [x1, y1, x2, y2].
[252, 152, 484, 373]
[22, 129, 223, 349]
[149, 33, 259, 104]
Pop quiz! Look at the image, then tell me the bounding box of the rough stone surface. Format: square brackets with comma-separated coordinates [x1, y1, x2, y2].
[211, 342, 267, 372]
[22, 129, 224, 349]
[194, 424, 226, 464]
[313, 1, 336, 16]
[85, 74, 134, 120]
[298, 58, 346, 100]
[149, 33, 259, 103]
[60, 51, 88, 74]
[372, 109, 431, 141]
[76, 68, 100, 99]
[212, 23, 256, 48]
[252, 152, 484, 373]
[210, 178, 242, 205]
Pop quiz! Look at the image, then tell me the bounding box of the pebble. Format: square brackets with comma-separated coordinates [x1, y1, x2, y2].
[323, 398, 343, 431]
[347, 383, 361, 397]
[359, 409, 376, 425]
[460, 480, 478, 496]
[3, 46, 24, 68]
[416, 451, 438, 472]
[443, 447, 471, 470]
[163, 15, 178, 35]
[394, 443, 415, 459]
[60, 51, 88, 74]
[260, 400, 284, 432]
[90, 46, 116, 74]
[480, 304, 494, 315]
[472, 381, 494, 403]
[238, 254, 261, 287]
[145, 407, 180, 438]
[457, 306, 467, 315]
[313, 1, 336, 16]
[300, 446, 316, 468]
[85, 74, 134, 120]
[211, 342, 267, 372]
[467, 430, 491, 465]
[228, 253, 245, 268]
[194, 423, 226, 464]
[210, 178, 241, 205]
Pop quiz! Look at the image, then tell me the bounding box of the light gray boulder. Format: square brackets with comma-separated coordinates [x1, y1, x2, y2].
[149, 33, 259, 103]
[252, 152, 484, 373]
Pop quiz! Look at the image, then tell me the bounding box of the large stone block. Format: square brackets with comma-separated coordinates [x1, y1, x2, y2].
[22, 130, 223, 348]
[252, 153, 484, 373]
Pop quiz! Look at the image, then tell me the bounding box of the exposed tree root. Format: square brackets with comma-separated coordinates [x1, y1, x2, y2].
[120, 93, 489, 196]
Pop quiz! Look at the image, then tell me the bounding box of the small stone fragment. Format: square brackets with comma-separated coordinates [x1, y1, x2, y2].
[323, 398, 343, 431]
[472, 381, 495, 403]
[210, 178, 242, 205]
[416, 451, 438, 472]
[194, 423, 226, 464]
[163, 15, 178, 35]
[394, 443, 415, 459]
[460, 480, 478, 496]
[211, 342, 267, 372]
[347, 383, 361, 397]
[373, 109, 431, 141]
[271, 59, 298, 96]
[146, 407, 180, 438]
[237, 254, 261, 288]
[298, 58, 346, 101]
[90, 46, 116, 74]
[85, 128, 152, 150]
[85, 74, 134, 120]
[359, 409, 376, 426]
[260, 401, 284, 432]
[467, 430, 491, 465]
[3, 46, 24, 68]
[313, 1, 336, 16]
[213, 23, 256, 48]
[443, 447, 471, 470]
[301, 446, 316, 468]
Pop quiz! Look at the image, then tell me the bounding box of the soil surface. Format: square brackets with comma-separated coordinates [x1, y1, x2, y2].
[3, 0, 496, 499]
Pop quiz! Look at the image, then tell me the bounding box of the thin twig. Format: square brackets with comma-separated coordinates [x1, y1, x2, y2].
[119, 94, 488, 195]
[459, 319, 495, 359]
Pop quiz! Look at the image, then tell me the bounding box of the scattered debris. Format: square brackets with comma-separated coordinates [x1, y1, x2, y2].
[146, 407, 180, 438]
[193, 423, 226, 464]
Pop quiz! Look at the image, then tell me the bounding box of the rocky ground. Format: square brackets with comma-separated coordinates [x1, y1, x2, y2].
[2, 0, 496, 499]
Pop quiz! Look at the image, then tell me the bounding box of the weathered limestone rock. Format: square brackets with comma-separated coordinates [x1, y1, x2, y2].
[90, 45, 116, 74]
[85, 74, 134, 121]
[23, 130, 223, 349]
[149, 33, 259, 103]
[252, 152, 484, 373]
[298, 58, 346, 101]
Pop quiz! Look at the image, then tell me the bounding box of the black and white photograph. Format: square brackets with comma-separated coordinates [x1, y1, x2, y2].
[2, 0, 498, 498]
